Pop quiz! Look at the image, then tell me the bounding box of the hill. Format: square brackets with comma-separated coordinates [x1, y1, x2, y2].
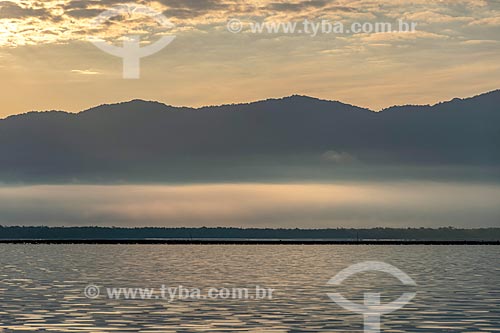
[0, 91, 499, 182]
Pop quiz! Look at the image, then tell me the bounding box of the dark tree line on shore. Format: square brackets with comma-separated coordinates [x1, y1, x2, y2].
[0, 226, 498, 241]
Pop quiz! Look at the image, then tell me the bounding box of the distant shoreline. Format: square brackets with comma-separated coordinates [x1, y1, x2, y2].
[1, 227, 499, 242]
[0, 239, 498, 245]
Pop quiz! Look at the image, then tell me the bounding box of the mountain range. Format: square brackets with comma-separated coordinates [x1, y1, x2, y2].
[1, 90, 499, 182]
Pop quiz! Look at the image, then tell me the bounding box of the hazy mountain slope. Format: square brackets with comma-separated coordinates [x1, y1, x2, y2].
[0, 91, 498, 182]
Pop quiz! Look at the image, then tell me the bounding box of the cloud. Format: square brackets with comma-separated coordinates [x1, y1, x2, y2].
[321, 150, 356, 164]
[266, 1, 330, 12]
[469, 16, 500, 26]
[460, 39, 498, 45]
[0, 182, 498, 227]
[357, 31, 448, 43]
[0, 1, 53, 19]
[0, 0, 497, 47]
[401, 11, 473, 24]
[0, 0, 499, 115]
[71, 69, 100, 75]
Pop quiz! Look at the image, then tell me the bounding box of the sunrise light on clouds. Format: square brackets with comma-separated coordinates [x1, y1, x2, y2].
[0, 0, 499, 115]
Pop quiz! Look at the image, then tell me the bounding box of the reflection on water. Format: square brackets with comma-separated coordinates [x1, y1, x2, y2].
[0, 245, 499, 332]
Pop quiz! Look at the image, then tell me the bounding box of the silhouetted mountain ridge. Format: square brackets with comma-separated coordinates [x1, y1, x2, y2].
[3, 90, 498, 121]
[382, 89, 500, 112]
[0, 90, 498, 182]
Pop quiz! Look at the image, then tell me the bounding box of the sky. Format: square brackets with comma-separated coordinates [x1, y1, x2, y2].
[0, 0, 499, 117]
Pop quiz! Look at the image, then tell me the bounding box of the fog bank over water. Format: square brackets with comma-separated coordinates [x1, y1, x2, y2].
[1, 182, 499, 228]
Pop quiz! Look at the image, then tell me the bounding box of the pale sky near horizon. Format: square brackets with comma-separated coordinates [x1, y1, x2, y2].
[1, 0, 499, 117]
